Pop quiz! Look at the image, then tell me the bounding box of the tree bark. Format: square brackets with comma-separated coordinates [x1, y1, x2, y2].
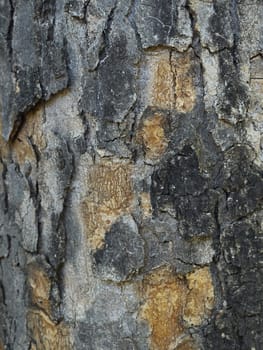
[0, 0, 262, 349]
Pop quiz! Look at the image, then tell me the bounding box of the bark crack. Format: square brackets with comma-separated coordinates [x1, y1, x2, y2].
[97, 1, 118, 69]
[7, 0, 14, 69]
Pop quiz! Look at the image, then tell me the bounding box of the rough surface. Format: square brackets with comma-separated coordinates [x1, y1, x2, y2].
[0, 0, 68, 140]
[0, 0, 263, 349]
[139, 266, 214, 349]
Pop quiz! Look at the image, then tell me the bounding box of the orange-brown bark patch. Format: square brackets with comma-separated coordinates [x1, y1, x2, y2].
[147, 49, 196, 113]
[175, 337, 199, 350]
[12, 104, 46, 164]
[81, 161, 133, 249]
[172, 51, 196, 113]
[184, 267, 215, 326]
[140, 114, 168, 159]
[139, 266, 214, 349]
[139, 267, 188, 350]
[0, 119, 9, 159]
[148, 51, 175, 109]
[28, 264, 51, 316]
[27, 310, 72, 350]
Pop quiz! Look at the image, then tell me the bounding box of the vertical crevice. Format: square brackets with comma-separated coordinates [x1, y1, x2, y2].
[229, 0, 240, 68]
[7, 0, 14, 69]
[127, 0, 143, 51]
[97, 1, 118, 68]
[213, 198, 222, 264]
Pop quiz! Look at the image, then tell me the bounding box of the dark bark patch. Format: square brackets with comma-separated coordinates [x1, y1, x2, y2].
[93, 215, 144, 282]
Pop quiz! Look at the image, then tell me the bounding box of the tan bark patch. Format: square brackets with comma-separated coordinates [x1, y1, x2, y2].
[27, 262, 72, 349]
[139, 267, 188, 350]
[172, 51, 196, 113]
[12, 105, 46, 164]
[140, 114, 168, 159]
[148, 51, 175, 109]
[0, 119, 9, 159]
[175, 338, 199, 350]
[184, 267, 215, 326]
[0, 105, 45, 162]
[27, 310, 72, 350]
[140, 192, 153, 218]
[28, 264, 51, 316]
[147, 49, 196, 113]
[81, 161, 133, 250]
[139, 266, 214, 350]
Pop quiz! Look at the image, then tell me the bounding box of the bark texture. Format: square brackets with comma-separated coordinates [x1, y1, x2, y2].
[0, 0, 263, 349]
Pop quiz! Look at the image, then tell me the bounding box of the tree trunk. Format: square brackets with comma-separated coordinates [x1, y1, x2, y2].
[0, 0, 262, 349]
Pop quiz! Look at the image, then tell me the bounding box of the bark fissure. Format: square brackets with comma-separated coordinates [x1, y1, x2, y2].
[0, 0, 262, 349]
